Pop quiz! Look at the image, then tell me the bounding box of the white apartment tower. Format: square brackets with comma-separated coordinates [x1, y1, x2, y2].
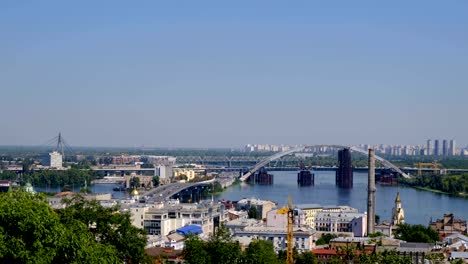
[426, 139, 433, 156]
[45, 151, 63, 168]
[450, 140, 456, 156]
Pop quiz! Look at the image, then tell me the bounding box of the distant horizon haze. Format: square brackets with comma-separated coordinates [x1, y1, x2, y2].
[1, 1, 467, 148]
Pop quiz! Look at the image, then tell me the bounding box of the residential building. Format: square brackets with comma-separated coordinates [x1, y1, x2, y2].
[266, 208, 307, 228]
[173, 168, 204, 181]
[233, 226, 316, 253]
[165, 233, 185, 250]
[450, 140, 456, 156]
[434, 140, 440, 156]
[157, 165, 174, 184]
[315, 211, 367, 237]
[43, 151, 63, 168]
[443, 140, 449, 156]
[296, 204, 358, 229]
[136, 201, 226, 236]
[429, 214, 467, 239]
[426, 139, 433, 155]
[236, 198, 276, 219]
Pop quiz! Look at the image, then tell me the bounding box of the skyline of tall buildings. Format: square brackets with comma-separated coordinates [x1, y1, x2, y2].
[244, 139, 465, 156]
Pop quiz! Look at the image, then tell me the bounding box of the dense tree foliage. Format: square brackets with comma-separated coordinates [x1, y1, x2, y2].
[359, 250, 412, 264]
[295, 251, 317, 264]
[0, 169, 97, 188]
[316, 233, 338, 245]
[184, 228, 317, 264]
[183, 226, 242, 264]
[0, 190, 148, 264]
[248, 206, 259, 220]
[243, 240, 277, 264]
[394, 223, 440, 243]
[400, 173, 468, 195]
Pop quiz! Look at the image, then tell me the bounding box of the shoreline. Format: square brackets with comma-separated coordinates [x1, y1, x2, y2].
[409, 185, 468, 198]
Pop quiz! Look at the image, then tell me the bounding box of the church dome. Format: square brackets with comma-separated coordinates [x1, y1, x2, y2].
[131, 188, 139, 196]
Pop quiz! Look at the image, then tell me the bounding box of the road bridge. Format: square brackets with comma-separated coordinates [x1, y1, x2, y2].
[141, 179, 215, 203]
[240, 145, 411, 182]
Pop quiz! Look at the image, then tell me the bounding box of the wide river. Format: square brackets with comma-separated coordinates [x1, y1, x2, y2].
[36, 171, 467, 225]
[216, 171, 468, 225]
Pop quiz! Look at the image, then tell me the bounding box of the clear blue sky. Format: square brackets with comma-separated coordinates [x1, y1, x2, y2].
[1, 1, 467, 148]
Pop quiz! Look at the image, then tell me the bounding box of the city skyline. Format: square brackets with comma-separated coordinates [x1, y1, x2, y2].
[1, 1, 468, 147]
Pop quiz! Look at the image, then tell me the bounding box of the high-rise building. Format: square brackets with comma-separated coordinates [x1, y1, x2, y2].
[336, 148, 353, 188]
[442, 140, 448, 156]
[426, 139, 433, 155]
[42, 151, 63, 168]
[434, 140, 440, 156]
[450, 140, 456, 156]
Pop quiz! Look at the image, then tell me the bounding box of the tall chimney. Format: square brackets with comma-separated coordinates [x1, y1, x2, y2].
[367, 148, 376, 235]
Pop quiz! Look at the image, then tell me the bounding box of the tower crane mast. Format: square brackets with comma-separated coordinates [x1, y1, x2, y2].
[277, 194, 294, 264]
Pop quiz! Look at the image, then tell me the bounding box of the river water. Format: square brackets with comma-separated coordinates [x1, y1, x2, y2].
[35, 171, 467, 225]
[216, 171, 468, 225]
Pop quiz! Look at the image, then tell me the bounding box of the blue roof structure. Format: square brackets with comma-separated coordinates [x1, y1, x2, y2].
[176, 225, 203, 236]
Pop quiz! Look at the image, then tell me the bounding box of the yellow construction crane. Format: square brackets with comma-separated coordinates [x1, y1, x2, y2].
[277, 194, 294, 264]
[414, 162, 441, 176]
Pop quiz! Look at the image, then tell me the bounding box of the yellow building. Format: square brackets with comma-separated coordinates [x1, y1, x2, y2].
[173, 169, 204, 181]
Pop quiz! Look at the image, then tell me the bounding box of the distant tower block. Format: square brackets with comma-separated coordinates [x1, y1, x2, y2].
[336, 148, 353, 188]
[367, 148, 376, 235]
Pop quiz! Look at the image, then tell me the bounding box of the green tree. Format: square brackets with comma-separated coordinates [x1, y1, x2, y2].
[394, 223, 439, 243]
[131, 177, 140, 188]
[316, 233, 338, 245]
[243, 240, 277, 264]
[0, 191, 122, 264]
[451, 259, 464, 264]
[359, 250, 411, 264]
[248, 206, 259, 219]
[183, 235, 210, 264]
[206, 225, 242, 264]
[183, 225, 242, 264]
[296, 251, 317, 264]
[59, 195, 148, 263]
[152, 175, 160, 187]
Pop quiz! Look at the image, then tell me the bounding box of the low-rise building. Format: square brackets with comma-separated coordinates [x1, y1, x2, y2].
[315, 211, 367, 237]
[266, 208, 307, 228]
[131, 201, 226, 236]
[233, 226, 316, 253]
[165, 233, 185, 250]
[296, 204, 358, 229]
[237, 198, 276, 220]
[173, 168, 204, 181]
[429, 214, 467, 239]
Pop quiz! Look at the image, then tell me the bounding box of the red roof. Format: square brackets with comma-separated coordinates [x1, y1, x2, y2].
[312, 249, 337, 255]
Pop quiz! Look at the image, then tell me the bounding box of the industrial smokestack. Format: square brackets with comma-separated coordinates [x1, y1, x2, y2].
[367, 148, 376, 235]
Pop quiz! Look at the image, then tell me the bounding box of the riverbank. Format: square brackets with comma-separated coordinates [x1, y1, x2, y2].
[410, 185, 468, 198]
